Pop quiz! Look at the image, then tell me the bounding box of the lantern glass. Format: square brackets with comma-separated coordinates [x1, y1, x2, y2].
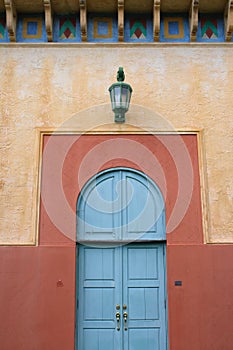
[109, 84, 132, 110]
[122, 86, 130, 109]
[121, 87, 127, 103]
[114, 86, 121, 108]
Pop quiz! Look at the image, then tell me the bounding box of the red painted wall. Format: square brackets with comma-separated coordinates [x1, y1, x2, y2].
[0, 246, 76, 350]
[0, 134, 232, 349]
[167, 245, 233, 350]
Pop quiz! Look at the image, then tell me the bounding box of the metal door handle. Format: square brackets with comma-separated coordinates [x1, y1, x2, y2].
[116, 312, 121, 331]
[123, 312, 128, 331]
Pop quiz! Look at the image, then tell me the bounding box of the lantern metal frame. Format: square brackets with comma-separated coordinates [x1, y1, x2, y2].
[108, 67, 133, 123]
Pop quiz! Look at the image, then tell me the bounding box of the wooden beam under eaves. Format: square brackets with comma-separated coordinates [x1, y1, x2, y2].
[153, 0, 160, 41]
[118, 0, 124, 41]
[189, 0, 199, 42]
[44, 0, 53, 42]
[4, 0, 17, 42]
[225, 0, 233, 41]
[80, 0, 87, 41]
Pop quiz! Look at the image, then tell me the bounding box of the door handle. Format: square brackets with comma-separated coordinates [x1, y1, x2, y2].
[123, 312, 128, 331]
[116, 312, 121, 331]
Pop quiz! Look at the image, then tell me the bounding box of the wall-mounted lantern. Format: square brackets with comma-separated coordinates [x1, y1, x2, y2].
[108, 67, 133, 123]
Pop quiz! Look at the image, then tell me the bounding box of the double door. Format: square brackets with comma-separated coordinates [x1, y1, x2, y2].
[77, 243, 167, 349]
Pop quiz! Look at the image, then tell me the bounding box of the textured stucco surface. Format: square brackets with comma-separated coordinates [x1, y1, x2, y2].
[0, 44, 232, 244]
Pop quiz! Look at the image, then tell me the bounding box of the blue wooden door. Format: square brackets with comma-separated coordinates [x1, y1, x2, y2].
[77, 244, 166, 350]
[77, 168, 167, 349]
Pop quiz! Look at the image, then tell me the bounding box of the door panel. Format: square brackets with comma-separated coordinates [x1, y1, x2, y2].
[81, 175, 120, 240]
[128, 329, 160, 350]
[128, 287, 159, 320]
[123, 174, 158, 237]
[127, 247, 159, 280]
[83, 329, 116, 349]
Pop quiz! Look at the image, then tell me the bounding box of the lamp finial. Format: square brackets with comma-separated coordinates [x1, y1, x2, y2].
[117, 67, 125, 82]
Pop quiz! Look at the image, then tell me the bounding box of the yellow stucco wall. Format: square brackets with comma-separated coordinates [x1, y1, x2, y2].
[0, 44, 232, 244]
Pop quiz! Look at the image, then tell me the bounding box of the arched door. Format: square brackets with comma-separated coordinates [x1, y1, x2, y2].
[76, 168, 167, 350]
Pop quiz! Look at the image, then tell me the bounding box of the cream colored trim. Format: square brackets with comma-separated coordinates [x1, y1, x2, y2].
[1, 42, 233, 48]
[37, 127, 202, 135]
[0, 242, 37, 246]
[196, 130, 210, 244]
[34, 129, 44, 246]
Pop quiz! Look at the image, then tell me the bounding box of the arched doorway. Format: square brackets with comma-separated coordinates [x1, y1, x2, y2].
[76, 168, 167, 349]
